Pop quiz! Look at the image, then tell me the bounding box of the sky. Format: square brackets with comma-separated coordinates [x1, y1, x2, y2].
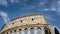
[0, 0, 60, 32]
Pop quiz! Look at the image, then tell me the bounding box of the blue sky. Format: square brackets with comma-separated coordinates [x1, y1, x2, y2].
[0, 0, 60, 32]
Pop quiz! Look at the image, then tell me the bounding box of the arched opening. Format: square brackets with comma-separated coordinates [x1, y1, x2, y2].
[24, 28, 28, 34]
[30, 28, 34, 34]
[37, 27, 41, 34]
[44, 28, 49, 34]
[19, 29, 22, 34]
[14, 30, 16, 34]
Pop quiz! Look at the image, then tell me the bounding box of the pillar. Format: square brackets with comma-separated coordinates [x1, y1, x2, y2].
[16, 29, 19, 34]
[34, 27, 37, 34]
[8, 31, 10, 34]
[22, 28, 24, 34]
[41, 27, 44, 34]
[28, 28, 30, 34]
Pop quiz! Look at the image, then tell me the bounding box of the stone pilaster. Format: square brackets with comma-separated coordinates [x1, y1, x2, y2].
[22, 28, 24, 34]
[28, 28, 30, 34]
[34, 27, 37, 34]
[16, 29, 19, 34]
[41, 27, 44, 34]
[8, 31, 10, 34]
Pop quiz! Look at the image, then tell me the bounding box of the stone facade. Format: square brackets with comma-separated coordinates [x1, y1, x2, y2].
[0, 14, 52, 34]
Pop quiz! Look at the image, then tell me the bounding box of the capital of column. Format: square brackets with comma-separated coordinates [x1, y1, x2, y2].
[28, 27, 30, 31]
[16, 29, 19, 32]
[34, 27, 37, 30]
[41, 26, 44, 30]
[22, 28, 24, 31]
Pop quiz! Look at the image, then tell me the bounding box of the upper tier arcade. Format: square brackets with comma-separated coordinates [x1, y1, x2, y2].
[1, 14, 50, 33]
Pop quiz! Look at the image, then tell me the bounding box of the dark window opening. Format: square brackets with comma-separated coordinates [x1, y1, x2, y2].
[14, 30, 16, 32]
[21, 20, 22, 23]
[19, 29, 21, 31]
[26, 24, 27, 26]
[38, 23, 39, 25]
[10, 31, 12, 33]
[12, 23, 14, 25]
[44, 28, 49, 34]
[32, 18, 34, 21]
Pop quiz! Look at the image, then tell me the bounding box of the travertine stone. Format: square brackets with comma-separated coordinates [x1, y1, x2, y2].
[28, 28, 30, 34]
[41, 27, 44, 34]
[22, 28, 24, 34]
[0, 14, 52, 34]
[34, 27, 37, 34]
[16, 29, 19, 34]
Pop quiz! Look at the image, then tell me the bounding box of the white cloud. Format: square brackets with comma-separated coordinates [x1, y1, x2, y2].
[39, 2, 45, 6]
[51, 7, 56, 11]
[56, 0, 60, 15]
[0, 11, 9, 23]
[44, 7, 56, 11]
[0, 0, 19, 6]
[44, 8, 49, 11]
[0, 0, 8, 6]
[10, 0, 19, 3]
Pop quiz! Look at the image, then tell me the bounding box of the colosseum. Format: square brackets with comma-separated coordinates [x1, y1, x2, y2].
[0, 14, 52, 34]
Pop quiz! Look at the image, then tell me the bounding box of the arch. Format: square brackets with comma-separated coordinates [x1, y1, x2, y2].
[44, 28, 49, 34]
[37, 27, 41, 34]
[14, 30, 16, 34]
[24, 28, 28, 34]
[10, 31, 12, 34]
[30, 28, 34, 34]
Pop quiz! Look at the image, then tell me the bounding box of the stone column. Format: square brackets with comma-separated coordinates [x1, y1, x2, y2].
[28, 28, 30, 34]
[8, 31, 10, 34]
[22, 28, 24, 34]
[41, 27, 44, 34]
[34, 27, 37, 34]
[16, 29, 19, 34]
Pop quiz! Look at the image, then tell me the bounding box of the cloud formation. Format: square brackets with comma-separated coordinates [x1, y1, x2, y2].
[56, 0, 60, 15]
[0, 11, 9, 23]
[10, 0, 19, 3]
[0, 0, 8, 6]
[0, 0, 19, 6]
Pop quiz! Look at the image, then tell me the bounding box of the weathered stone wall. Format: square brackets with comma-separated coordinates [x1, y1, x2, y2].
[0, 14, 51, 34]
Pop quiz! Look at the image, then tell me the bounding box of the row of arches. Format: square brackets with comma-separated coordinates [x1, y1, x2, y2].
[13, 28, 51, 34]
[1, 27, 51, 34]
